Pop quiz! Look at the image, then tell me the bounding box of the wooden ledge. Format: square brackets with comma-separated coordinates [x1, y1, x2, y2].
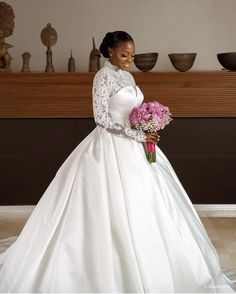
[0, 71, 236, 118]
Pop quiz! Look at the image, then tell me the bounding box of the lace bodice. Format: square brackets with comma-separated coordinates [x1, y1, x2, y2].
[92, 61, 146, 142]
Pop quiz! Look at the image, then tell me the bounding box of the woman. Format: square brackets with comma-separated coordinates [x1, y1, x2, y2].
[0, 31, 235, 293]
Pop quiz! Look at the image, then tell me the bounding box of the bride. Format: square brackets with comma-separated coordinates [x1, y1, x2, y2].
[0, 30, 235, 293]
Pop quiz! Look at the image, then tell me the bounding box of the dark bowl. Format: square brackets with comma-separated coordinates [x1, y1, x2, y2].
[217, 52, 236, 71]
[168, 53, 197, 72]
[134, 53, 158, 72]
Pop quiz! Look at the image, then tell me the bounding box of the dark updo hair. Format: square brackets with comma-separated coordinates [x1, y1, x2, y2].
[99, 31, 134, 58]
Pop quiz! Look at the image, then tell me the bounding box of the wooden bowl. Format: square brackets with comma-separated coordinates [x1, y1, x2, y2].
[217, 52, 236, 71]
[168, 53, 197, 72]
[134, 53, 158, 72]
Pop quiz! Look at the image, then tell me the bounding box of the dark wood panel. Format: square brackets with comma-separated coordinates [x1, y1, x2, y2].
[1, 71, 236, 118]
[0, 118, 235, 205]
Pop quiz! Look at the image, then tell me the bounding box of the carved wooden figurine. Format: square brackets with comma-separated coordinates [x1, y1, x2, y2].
[0, 2, 15, 71]
[21, 52, 31, 72]
[0, 41, 12, 71]
[68, 50, 75, 72]
[40, 23, 58, 72]
[89, 37, 101, 72]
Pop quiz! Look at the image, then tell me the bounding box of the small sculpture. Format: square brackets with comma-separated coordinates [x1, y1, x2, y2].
[0, 2, 15, 71]
[68, 50, 75, 72]
[89, 37, 101, 72]
[0, 41, 13, 71]
[40, 23, 58, 72]
[21, 51, 31, 72]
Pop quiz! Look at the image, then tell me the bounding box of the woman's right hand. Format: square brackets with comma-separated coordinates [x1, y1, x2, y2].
[145, 132, 160, 145]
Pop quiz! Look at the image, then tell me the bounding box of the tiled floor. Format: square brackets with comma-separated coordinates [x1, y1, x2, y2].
[0, 212, 29, 240]
[201, 216, 236, 272]
[0, 213, 236, 273]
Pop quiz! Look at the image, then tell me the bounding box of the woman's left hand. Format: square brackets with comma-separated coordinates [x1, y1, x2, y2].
[145, 132, 160, 145]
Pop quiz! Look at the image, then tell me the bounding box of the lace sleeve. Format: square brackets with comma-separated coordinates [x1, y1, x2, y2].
[92, 70, 146, 142]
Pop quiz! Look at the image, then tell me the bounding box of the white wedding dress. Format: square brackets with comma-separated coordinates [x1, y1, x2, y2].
[0, 61, 235, 293]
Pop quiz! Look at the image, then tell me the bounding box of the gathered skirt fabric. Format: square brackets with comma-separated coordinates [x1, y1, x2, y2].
[0, 126, 235, 293]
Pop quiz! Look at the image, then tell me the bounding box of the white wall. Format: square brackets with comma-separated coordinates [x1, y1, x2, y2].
[4, 0, 236, 72]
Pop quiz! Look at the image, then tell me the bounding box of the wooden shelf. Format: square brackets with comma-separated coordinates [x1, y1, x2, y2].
[0, 71, 236, 118]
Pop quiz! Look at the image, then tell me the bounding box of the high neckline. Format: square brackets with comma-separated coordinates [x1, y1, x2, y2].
[104, 60, 121, 72]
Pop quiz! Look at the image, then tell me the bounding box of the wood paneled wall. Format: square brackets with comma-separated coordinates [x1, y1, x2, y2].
[0, 118, 235, 205]
[0, 72, 236, 205]
[1, 71, 236, 118]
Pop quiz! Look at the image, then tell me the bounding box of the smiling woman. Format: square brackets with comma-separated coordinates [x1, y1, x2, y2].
[0, 31, 235, 293]
[99, 31, 135, 70]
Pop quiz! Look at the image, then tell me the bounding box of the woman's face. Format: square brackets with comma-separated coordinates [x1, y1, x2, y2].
[108, 41, 135, 70]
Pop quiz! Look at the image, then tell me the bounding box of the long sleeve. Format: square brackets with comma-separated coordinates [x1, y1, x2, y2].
[92, 68, 146, 142]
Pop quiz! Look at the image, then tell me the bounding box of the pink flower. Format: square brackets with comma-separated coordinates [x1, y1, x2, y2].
[129, 101, 173, 163]
[129, 101, 172, 133]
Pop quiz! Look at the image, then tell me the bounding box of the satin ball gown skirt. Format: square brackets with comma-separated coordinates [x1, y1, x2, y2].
[0, 126, 235, 292]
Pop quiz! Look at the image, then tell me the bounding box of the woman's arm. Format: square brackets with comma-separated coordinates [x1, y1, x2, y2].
[92, 70, 147, 142]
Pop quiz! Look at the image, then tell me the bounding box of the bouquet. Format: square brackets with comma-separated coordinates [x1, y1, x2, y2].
[129, 101, 172, 163]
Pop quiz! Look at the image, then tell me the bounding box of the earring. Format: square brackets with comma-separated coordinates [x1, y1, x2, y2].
[109, 53, 112, 56]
